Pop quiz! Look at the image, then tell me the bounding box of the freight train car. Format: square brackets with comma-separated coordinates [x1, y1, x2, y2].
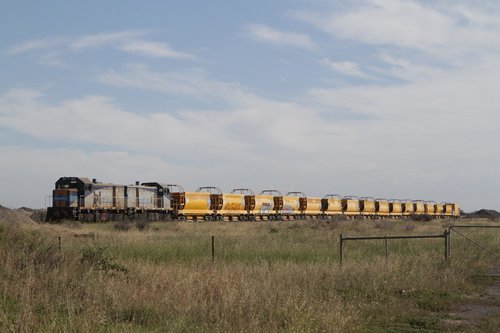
[375, 198, 390, 217]
[389, 199, 403, 218]
[246, 190, 275, 220]
[170, 186, 213, 220]
[321, 194, 343, 218]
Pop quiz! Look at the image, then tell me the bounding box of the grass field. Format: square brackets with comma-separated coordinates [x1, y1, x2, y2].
[0, 217, 498, 332]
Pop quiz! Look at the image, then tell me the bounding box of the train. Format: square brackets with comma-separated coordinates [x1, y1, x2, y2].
[46, 177, 461, 222]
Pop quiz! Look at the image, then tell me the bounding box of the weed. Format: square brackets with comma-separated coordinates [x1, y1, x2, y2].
[81, 246, 128, 273]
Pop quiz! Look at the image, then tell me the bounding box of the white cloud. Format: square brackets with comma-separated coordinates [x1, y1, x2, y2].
[118, 40, 193, 59]
[37, 51, 68, 68]
[367, 53, 447, 82]
[0, 85, 332, 161]
[70, 30, 146, 50]
[8, 37, 65, 54]
[7, 30, 191, 63]
[246, 24, 316, 49]
[310, 0, 451, 50]
[319, 58, 371, 78]
[295, 1, 500, 60]
[97, 64, 249, 103]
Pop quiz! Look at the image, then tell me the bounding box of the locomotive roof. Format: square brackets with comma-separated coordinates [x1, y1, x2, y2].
[57, 177, 93, 184]
[141, 182, 169, 189]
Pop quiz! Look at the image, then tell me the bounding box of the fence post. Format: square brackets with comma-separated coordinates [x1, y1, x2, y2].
[444, 230, 449, 262]
[58, 236, 61, 252]
[384, 235, 388, 261]
[448, 227, 452, 261]
[211, 235, 215, 262]
[339, 233, 343, 266]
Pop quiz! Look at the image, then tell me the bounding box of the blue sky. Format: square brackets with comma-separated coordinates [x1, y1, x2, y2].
[1, 0, 500, 211]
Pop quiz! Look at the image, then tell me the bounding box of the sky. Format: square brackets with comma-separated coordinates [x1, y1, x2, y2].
[1, 0, 500, 211]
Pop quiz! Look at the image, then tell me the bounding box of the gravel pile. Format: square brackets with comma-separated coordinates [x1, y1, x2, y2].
[465, 209, 500, 219]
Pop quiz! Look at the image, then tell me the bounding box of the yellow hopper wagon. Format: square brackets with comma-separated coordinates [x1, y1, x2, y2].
[453, 203, 460, 218]
[342, 196, 361, 218]
[413, 200, 426, 216]
[360, 197, 376, 218]
[287, 192, 322, 219]
[208, 188, 247, 221]
[170, 185, 213, 221]
[281, 192, 302, 220]
[375, 198, 390, 217]
[435, 203, 444, 217]
[389, 199, 403, 218]
[321, 194, 343, 218]
[304, 196, 322, 219]
[425, 201, 436, 217]
[245, 190, 275, 221]
[258, 190, 300, 220]
[402, 200, 414, 216]
[229, 189, 256, 221]
[443, 202, 454, 218]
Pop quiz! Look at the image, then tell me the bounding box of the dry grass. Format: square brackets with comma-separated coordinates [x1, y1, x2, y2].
[0, 218, 498, 332]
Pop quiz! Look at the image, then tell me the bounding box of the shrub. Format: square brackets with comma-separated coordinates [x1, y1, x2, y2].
[411, 215, 434, 222]
[80, 246, 128, 272]
[114, 221, 132, 231]
[136, 220, 150, 231]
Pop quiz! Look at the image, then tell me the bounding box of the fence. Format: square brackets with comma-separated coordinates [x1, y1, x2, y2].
[339, 231, 450, 265]
[58, 225, 499, 264]
[447, 225, 500, 262]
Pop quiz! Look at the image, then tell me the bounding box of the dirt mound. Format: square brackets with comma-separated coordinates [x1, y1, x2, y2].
[19, 207, 35, 212]
[0, 203, 47, 223]
[466, 209, 500, 219]
[0, 205, 40, 224]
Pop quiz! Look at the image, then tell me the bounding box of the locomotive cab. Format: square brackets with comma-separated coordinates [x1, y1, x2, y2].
[47, 177, 95, 221]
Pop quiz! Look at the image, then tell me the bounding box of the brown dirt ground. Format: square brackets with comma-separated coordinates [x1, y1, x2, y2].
[442, 264, 500, 331]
